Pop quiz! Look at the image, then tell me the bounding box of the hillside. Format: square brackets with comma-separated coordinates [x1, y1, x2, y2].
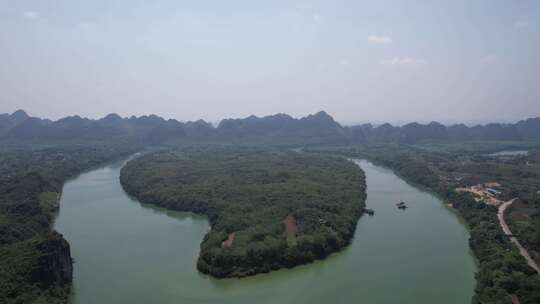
[0, 110, 349, 146]
[2, 110, 540, 146]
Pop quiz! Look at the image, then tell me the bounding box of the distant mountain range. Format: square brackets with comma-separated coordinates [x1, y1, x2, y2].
[1, 110, 539, 145]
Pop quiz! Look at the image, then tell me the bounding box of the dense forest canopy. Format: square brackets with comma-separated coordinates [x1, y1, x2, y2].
[120, 146, 366, 277]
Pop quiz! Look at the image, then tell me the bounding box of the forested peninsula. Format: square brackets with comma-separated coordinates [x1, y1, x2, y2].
[120, 146, 367, 277]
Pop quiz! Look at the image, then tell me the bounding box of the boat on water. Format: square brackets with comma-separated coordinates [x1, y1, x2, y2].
[396, 202, 408, 209]
[364, 208, 375, 216]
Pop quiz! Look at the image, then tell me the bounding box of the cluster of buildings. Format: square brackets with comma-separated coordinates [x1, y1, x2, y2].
[456, 183, 503, 206]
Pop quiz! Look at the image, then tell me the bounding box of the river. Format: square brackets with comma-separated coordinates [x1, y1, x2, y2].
[54, 158, 476, 304]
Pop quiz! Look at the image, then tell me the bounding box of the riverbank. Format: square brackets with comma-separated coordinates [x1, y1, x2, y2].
[0, 144, 141, 304]
[55, 157, 475, 304]
[312, 144, 540, 303]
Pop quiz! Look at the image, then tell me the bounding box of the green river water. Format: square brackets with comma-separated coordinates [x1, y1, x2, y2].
[54, 158, 476, 304]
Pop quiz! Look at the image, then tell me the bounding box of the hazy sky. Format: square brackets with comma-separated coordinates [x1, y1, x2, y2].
[1, 1, 539, 124]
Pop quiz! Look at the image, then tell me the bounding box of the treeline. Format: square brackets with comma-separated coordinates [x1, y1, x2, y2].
[120, 146, 366, 278]
[0, 144, 140, 304]
[307, 144, 540, 304]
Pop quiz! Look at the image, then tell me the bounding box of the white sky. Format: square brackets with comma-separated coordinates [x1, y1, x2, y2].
[1, 0, 539, 125]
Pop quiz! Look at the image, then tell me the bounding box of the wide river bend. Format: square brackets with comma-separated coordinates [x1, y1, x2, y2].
[54, 158, 476, 304]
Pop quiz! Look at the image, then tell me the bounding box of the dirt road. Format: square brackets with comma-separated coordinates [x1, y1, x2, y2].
[498, 199, 540, 274]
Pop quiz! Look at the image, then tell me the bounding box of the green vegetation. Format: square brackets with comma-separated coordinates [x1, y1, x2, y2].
[502, 149, 540, 269]
[39, 192, 60, 214]
[2, 107, 540, 302]
[120, 146, 366, 278]
[507, 199, 540, 265]
[0, 144, 140, 304]
[307, 143, 540, 304]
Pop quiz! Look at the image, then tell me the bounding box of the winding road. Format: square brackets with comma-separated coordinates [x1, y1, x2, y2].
[497, 199, 540, 274]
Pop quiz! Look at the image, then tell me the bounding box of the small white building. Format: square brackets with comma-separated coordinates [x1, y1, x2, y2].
[486, 188, 501, 196]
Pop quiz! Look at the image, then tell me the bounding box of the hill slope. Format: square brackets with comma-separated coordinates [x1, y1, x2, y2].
[1, 110, 540, 145]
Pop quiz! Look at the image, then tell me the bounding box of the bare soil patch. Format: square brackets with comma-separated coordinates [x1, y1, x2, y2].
[284, 214, 298, 246]
[221, 232, 235, 248]
[455, 183, 503, 206]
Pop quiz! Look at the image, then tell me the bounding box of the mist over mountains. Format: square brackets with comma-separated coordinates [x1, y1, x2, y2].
[1, 110, 539, 145]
